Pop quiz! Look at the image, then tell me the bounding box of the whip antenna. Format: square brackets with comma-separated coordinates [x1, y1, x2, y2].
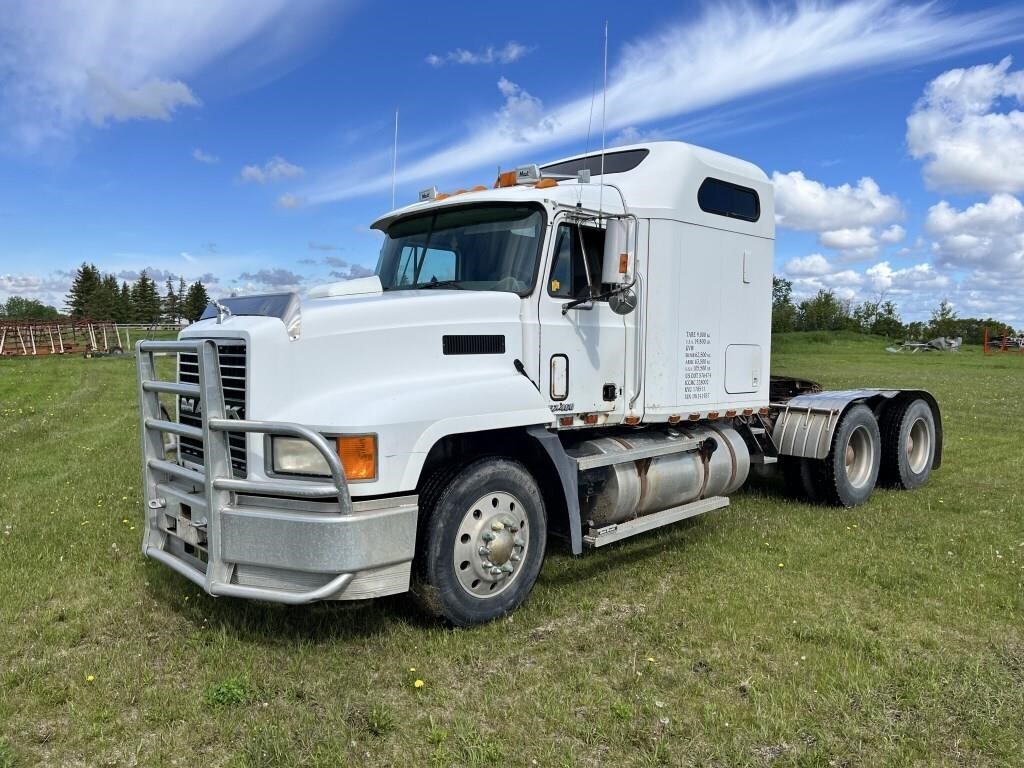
[598, 20, 608, 221]
[391, 108, 399, 210]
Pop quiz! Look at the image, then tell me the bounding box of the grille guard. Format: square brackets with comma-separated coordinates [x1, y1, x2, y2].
[136, 338, 356, 603]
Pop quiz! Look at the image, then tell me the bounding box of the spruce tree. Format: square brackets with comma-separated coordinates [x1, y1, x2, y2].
[163, 277, 178, 323]
[131, 270, 162, 324]
[177, 277, 187, 320]
[65, 263, 102, 317]
[183, 281, 211, 322]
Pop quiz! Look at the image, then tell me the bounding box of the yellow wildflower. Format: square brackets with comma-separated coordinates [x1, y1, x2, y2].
[414, 679, 425, 689]
[85, 675, 95, 683]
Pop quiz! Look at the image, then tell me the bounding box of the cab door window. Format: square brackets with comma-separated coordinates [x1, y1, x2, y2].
[548, 223, 605, 298]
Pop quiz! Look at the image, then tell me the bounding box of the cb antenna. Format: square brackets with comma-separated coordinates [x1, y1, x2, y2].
[391, 108, 399, 210]
[598, 20, 608, 222]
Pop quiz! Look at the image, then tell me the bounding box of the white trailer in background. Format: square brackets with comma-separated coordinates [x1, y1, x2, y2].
[136, 141, 942, 625]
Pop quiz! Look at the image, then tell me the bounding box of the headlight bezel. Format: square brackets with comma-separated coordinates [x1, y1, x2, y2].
[266, 433, 378, 483]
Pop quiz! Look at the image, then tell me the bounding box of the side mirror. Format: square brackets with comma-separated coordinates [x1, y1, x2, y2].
[602, 218, 631, 284]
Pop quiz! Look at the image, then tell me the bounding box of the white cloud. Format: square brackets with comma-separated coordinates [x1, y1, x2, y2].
[773, 172, 902, 231]
[819, 226, 879, 251]
[192, 148, 219, 164]
[925, 193, 1024, 272]
[0, 1, 341, 150]
[426, 41, 529, 67]
[86, 72, 199, 124]
[784, 253, 833, 276]
[276, 193, 306, 209]
[879, 224, 906, 244]
[241, 156, 305, 184]
[781, 252, 951, 309]
[495, 78, 556, 141]
[907, 57, 1024, 193]
[306, 0, 1024, 203]
[865, 261, 951, 294]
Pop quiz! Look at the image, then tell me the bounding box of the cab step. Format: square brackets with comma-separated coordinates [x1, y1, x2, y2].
[582, 496, 729, 548]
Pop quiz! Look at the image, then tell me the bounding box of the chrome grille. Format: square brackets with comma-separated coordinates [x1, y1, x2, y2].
[177, 342, 247, 477]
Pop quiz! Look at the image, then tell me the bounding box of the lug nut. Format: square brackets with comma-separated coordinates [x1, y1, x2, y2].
[478, 546, 491, 556]
[510, 554, 521, 563]
[491, 521, 504, 532]
[489, 566, 503, 576]
[482, 531, 495, 542]
[501, 563, 514, 574]
[513, 536, 525, 547]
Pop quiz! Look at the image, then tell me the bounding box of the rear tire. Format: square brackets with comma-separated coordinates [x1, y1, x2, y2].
[808, 404, 881, 508]
[413, 457, 546, 627]
[879, 398, 935, 489]
[780, 456, 820, 504]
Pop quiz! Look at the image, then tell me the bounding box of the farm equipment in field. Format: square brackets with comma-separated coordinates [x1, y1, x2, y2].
[886, 337, 962, 353]
[136, 140, 943, 626]
[983, 327, 1024, 354]
[0, 319, 122, 357]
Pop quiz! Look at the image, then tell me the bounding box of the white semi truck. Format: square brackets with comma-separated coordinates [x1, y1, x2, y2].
[136, 141, 942, 626]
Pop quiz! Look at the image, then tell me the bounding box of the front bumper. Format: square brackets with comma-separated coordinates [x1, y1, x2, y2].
[136, 338, 418, 603]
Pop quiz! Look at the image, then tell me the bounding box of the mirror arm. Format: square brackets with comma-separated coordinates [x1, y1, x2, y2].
[561, 275, 638, 315]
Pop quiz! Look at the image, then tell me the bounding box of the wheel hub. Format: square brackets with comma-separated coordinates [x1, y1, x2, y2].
[454, 491, 528, 598]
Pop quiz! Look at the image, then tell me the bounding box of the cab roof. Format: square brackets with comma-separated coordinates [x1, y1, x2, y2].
[372, 140, 773, 238]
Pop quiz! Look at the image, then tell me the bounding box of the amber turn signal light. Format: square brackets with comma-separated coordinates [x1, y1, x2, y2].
[337, 435, 377, 481]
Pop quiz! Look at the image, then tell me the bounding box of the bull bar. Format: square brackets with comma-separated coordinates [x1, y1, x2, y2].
[135, 338, 416, 604]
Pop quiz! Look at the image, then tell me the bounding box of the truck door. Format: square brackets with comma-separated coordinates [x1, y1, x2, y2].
[537, 216, 627, 422]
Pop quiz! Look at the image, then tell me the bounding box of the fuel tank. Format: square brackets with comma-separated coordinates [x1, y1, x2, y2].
[571, 426, 750, 527]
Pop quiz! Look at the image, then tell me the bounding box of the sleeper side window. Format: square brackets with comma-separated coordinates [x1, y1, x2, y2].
[548, 223, 605, 298]
[697, 178, 760, 222]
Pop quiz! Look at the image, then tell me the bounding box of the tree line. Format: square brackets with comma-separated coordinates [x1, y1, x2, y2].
[772, 277, 1017, 345]
[63, 263, 210, 324]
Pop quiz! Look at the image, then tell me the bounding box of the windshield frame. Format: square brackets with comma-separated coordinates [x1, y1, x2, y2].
[375, 201, 549, 298]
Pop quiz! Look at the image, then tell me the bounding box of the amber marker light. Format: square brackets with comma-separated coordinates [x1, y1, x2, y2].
[337, 435, 377, 481]
[495, 171, 517, 188]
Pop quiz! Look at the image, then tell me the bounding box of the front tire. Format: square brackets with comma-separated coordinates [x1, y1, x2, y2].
[414, 457, 547, 627]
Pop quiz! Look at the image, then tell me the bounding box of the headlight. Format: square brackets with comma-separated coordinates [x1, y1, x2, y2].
[271, 434, 377, 481]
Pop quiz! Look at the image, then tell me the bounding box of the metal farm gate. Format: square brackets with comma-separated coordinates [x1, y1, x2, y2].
[0, 319, 123, 356]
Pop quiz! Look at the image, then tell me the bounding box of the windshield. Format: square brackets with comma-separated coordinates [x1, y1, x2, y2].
[376, 205, 545, 295]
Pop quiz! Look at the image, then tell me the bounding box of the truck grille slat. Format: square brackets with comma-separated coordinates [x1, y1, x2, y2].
[177, 342, 248, 477]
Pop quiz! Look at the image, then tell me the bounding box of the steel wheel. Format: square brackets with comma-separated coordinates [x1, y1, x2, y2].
[906, 416, 932, 475]
[414, 457, 547, 626]
[845, 424, 876, 490]
[453, 491, 529, 598]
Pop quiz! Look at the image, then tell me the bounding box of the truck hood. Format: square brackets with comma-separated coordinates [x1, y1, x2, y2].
[297, 288, 524, 342]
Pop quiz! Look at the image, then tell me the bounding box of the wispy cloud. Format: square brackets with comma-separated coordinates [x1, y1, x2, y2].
[240, 156, 305, 184]
[192, 148, 220, 164]
[0, 0, 342, 151]
[426, 41, 529, 67]
[305, 0, 1024, 204]
[275, 193, 305, 209]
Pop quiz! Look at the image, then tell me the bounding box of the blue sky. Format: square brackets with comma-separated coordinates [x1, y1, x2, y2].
[2, 0, 1024, 322]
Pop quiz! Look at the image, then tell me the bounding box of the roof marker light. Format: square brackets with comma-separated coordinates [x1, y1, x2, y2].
[535, 178, 558, 189]
[495, 171, 517, 188]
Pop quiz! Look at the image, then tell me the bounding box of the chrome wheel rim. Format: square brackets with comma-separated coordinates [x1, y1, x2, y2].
[845, 425, 874, 489]
[454, 491, 528, 598]
[907, 417, 931, 474]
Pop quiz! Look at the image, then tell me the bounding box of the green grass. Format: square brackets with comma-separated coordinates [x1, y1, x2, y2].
[1, 337, 1022, 767]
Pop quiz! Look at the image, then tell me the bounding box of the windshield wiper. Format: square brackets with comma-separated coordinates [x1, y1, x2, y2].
[415, 279, 465, 289]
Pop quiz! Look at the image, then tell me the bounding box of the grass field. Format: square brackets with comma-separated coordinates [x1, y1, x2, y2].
[1, 333, 1022, 767]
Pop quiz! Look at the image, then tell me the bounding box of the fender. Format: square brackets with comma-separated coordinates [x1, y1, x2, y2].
[772, 389, 943, 468]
